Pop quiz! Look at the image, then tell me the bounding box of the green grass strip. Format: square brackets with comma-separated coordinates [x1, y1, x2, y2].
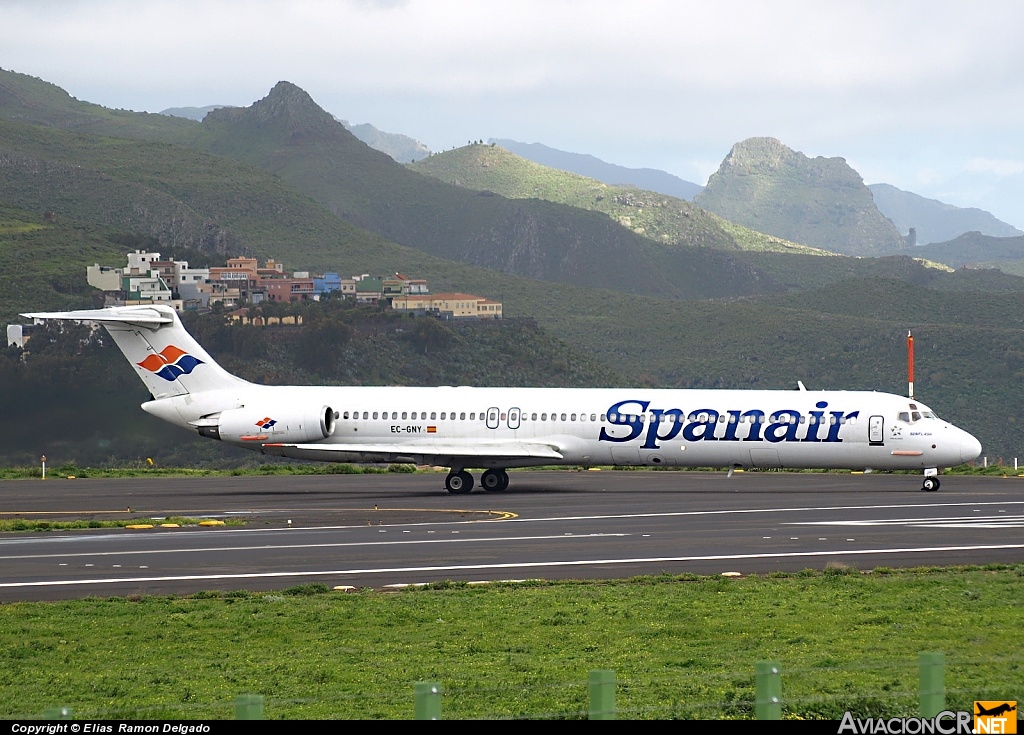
[0, 463, 420, 480]
[1, 567, 1022, 719]
[0, 516, 243, 532]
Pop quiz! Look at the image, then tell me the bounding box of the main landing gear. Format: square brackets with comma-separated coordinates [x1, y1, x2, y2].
[445, 469, 509, 494]
[481, 469, 510, 492]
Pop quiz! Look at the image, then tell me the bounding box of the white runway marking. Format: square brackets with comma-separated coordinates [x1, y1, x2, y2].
[4, 542, 1024, 589]
[509, 500, 1024, 524]
[0, 533, 628, 561]
[794, 514, 1024, 529]
[3, 500, 1019, 547]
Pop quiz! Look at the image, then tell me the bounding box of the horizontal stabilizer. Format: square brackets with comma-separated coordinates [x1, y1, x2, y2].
[21, 306, 175, 328]
[21, 304, 245, 398]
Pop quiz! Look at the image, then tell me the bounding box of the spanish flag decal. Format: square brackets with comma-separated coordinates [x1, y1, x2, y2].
[427, 426, 437, 433]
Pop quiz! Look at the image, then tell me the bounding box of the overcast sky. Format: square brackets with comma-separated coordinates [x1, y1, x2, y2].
[3, 0, 1023, 228]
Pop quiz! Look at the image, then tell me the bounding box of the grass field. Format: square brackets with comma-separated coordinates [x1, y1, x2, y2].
[1, 568, 1021, 719]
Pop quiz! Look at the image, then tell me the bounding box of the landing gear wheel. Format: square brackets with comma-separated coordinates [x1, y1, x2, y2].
[482, 469, 509, 492]
[922, 477, 940, 492]
[446, 470, 474, 495]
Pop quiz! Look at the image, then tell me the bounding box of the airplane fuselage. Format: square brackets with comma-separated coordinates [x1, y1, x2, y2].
[142, 384, 979, 471]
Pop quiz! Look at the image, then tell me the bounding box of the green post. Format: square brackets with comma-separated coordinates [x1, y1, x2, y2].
[919, 652, 945, 718]
[42, 706, 72, 719]
[414, 681, 442, 720]
[588, 669, 616, 720]
[755, 661, 782, 720]
[235, 693, 264, 720]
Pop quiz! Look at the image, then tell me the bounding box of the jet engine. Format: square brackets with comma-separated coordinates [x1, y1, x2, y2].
[197, 405, 336, 444]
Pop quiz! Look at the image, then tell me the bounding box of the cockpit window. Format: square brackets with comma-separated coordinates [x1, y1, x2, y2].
[900, 404, 938, 423]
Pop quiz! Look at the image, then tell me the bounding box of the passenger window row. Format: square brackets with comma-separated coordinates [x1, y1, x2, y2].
[336, 411, 855, 425]
[338, 411, 608, 422]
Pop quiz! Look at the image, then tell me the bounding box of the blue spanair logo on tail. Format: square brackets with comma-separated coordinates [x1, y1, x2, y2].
[600, 399, 859, 449]
[137, 345, 204, 381]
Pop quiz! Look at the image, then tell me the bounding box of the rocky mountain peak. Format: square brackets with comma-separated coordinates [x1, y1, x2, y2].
[204, 81, 342, 142]
[722, 136, 790, 169]
[695, 137, 905, 256]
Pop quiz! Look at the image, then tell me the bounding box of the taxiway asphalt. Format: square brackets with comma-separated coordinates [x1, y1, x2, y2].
[1, 470, 1022, 600]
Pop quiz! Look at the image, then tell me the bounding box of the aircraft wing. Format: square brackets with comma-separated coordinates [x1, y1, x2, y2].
[261, 441, 564, 464]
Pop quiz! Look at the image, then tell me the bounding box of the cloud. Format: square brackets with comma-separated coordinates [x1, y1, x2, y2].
[965, 158, 1024, 177]
[915, 168, 945, 187]
[2, 0, 1024, 224]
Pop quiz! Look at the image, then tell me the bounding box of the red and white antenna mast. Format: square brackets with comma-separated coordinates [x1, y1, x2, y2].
[907, 331, 915, 399]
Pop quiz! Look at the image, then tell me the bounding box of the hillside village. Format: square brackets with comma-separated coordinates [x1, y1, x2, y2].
[84, 250, 503, 320]
[6, 251, 503, 348]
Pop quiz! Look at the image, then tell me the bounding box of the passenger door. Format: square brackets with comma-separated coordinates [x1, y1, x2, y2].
[869, 415, 884, 446]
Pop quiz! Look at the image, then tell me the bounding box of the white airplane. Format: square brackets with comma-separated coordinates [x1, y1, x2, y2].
[23, 305, 982, 493]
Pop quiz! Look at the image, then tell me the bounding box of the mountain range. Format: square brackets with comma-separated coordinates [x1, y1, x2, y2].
[409, 143, 830, 256]
[486, 140, 1019, 249]
[196, 81, 775, 300]
[4, 66, 1024, 463]
[488, 139, 704, 201]
[157, 101, 1021, 248]
[868, 183, 1023, 245]
[341, 121, 429, 164]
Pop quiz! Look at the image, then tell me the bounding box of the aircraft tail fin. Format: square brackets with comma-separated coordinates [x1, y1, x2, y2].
[21, 305, 247, 399]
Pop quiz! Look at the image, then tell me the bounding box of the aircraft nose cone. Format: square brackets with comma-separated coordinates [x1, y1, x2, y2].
[961, 433, 983, 464]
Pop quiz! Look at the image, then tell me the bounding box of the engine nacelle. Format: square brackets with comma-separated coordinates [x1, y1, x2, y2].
[200, 405, 336, 445]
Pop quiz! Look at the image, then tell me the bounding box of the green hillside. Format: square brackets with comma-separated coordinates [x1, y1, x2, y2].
[737, 251, 955, 292]
[762, 277, 1024, 327]
[410, 143, 832, 255]
[696, 137, 908, 256]
[912, 231, 1024, 273]
[0, 67, 198, 144]
[0, 118, 407, 267]
[0, 204, 125, 321]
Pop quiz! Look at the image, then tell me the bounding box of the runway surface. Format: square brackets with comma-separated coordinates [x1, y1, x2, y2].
[1, 470, 1023, 601]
